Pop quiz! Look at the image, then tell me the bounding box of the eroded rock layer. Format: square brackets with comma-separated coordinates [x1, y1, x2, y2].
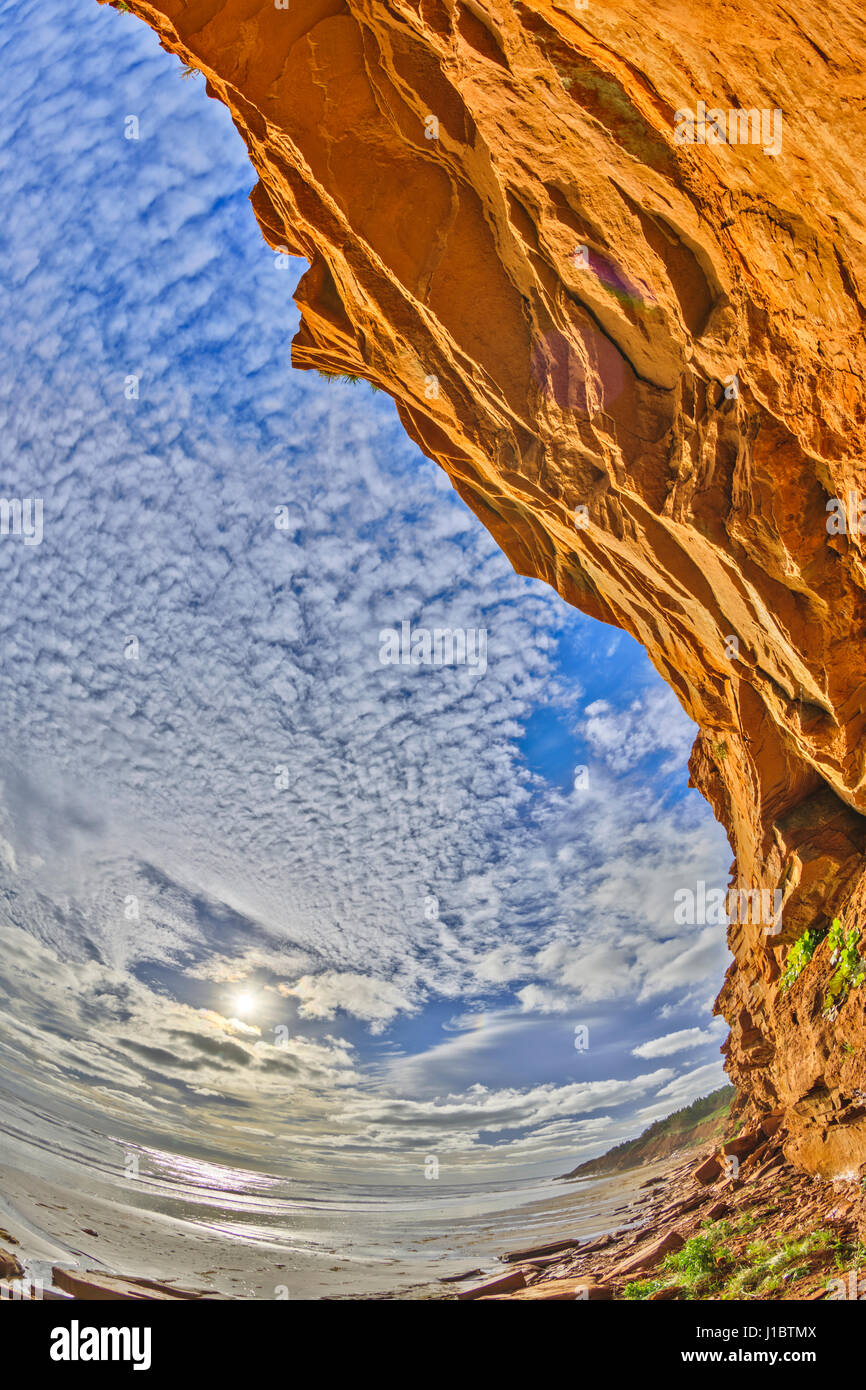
[110, 0, 866, 1176]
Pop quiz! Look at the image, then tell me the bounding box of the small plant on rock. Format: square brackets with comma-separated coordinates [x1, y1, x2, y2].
[779, 925, 825, 993]
[622, 1277, 666, 1300]
[823, 919, 865, 1014]
[663, 1232, 731, 1294]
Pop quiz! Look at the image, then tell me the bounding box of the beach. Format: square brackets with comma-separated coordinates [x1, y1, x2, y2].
[0, 1138, 664, 1300]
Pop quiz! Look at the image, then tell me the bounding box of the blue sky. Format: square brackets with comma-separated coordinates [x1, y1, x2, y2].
[0, 0, 731, 1184]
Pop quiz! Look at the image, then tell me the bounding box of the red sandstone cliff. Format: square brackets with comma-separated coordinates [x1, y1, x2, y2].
[106, 0, 866, 1178]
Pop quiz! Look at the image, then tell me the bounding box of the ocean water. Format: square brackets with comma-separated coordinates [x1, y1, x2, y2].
[0, 1084, 649, 1299]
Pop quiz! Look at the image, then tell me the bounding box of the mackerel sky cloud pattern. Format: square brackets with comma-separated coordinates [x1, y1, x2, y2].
[0, 0, 730, 1180]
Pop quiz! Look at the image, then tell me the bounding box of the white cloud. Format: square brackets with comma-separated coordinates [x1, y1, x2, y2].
[0, 0, 735, 1184]
[655, 1062, 728, 1107]
[632, 1025, 722, 1058]
[279, 972, 415, 1032]
[581, 687, 694, 773]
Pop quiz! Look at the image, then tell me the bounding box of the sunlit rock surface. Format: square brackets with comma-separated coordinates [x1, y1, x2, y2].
[109, 0, 866, 1177]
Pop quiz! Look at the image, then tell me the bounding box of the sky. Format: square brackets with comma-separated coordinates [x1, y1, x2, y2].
[0, 0, 732, 1186]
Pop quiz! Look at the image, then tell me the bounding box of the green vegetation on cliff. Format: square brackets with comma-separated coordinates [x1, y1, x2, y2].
[560, 1086, 735, 1179]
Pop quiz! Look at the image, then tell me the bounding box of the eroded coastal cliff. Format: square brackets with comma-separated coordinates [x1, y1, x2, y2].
[108, 0, 866, 1179]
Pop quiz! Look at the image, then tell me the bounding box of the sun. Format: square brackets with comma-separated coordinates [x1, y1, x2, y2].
[233, 991, 257, 1018]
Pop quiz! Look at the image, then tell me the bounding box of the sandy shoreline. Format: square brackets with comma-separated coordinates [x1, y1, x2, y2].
[5, 1121, 862, 1302]
[449, 1124, 866, 1302]
[0, 1154, 680, 1300]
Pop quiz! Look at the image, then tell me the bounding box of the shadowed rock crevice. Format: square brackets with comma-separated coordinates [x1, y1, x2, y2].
[108, 0, 866, 1178]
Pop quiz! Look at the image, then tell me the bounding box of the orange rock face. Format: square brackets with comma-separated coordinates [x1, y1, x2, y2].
[115, 0, 866, 1177]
